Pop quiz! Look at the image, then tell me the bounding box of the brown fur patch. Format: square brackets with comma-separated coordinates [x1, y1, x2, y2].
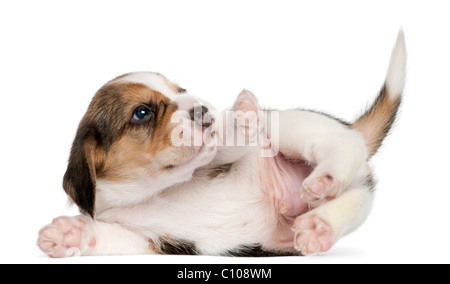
[352, 85, 401, 158]
[94, 82, 188, 182]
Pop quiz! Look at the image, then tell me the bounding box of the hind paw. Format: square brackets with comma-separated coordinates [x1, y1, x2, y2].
[301, 174, 340, 207]
[293, 213, 334, 255]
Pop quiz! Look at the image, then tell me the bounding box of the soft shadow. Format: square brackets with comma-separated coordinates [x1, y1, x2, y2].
[323, 246, 367, 258]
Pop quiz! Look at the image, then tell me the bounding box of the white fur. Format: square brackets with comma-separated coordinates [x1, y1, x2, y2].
[269, 110, 368, 190]
[80, 216, 150, 256]
[97, 150, 276, 255]
[386, 30, 407, 97]
[117, 72, 179, 99]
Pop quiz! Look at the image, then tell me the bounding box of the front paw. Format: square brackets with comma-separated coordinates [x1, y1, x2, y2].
[232, 90, 264, 144]
[37, 216, 95, 258]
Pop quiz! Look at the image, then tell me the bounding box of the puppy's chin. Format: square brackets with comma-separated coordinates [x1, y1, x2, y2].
[158, 129, 217, 171]
[157, 115, 217, 170]
[155, 145, 200, 169]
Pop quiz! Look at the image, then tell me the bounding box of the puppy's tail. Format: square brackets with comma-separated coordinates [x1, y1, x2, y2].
[352, 30, 406, 159]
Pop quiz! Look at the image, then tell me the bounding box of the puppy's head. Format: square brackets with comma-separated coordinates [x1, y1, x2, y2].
[63, 72, 216, 217]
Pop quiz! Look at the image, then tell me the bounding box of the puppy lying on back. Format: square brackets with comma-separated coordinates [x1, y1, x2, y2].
[38, 31, 406, 257]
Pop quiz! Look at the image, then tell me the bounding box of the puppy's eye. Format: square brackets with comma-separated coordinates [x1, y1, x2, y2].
[131, 106, 155, 124]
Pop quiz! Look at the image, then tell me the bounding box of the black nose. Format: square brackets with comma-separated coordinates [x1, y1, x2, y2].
[190, 105, 212, 128]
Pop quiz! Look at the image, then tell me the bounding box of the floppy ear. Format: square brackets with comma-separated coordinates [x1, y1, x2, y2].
[63, 125, 104, 217]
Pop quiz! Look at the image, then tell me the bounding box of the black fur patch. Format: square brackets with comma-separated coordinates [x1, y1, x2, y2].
[63, 126, 102, 217]
[156, 237, 198, 255]
[224, 244, 298, 257]
[364, 173, 377, 193]
[207, 163, 234, 179]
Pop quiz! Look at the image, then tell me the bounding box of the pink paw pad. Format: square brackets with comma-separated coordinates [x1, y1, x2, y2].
[234, 90, 258, 111]
[301, 175, 340, 205]
[292, 214, 334, 255]
[232, 90, 264, 141]
[37, 216, 95, 258]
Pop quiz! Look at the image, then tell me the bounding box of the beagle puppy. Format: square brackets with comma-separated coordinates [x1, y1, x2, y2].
[37, 31, 406, 257]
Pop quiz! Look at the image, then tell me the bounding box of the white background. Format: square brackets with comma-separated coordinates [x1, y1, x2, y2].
[1, 0, 449, 264]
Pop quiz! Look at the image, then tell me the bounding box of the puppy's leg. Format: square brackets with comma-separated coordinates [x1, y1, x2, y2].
[37, 216, 151, 257]
[213, 90, 265, 165]
[292, 184, 373, 255]
[270, 110, 368, 206]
